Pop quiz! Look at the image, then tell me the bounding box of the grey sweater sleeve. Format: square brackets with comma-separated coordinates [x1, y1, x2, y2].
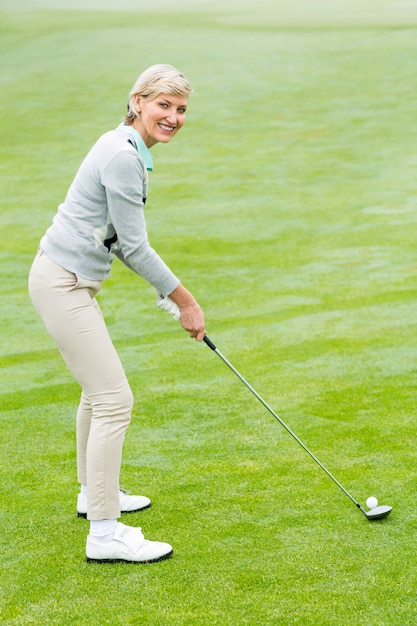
[102, 148, 180, 297]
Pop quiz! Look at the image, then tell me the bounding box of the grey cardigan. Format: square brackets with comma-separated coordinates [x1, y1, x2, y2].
[40, 125, 180, 297]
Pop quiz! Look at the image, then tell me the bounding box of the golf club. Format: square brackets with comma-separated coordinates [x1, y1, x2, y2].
[203, 335, 392, 521]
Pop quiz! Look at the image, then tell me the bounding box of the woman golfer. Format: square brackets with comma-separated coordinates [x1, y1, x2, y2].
[29, 64, 205, 563]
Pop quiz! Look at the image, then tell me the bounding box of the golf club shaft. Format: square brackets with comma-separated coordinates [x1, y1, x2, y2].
[203, 335, 361, 510]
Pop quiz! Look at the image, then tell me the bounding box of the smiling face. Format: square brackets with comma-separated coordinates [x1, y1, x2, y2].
[132, 93, 188, 148]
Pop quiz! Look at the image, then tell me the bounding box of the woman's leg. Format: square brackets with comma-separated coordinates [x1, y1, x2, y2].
[29, 250, 132, 520]
[76, 390, 92, 487]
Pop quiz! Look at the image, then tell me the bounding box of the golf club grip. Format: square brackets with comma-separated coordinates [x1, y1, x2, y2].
[203, 335, 217, 351]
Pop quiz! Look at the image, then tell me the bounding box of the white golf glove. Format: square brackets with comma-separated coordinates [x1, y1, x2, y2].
[156, 293, 181, 321]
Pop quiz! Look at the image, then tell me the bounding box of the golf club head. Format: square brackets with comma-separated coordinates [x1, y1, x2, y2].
[363, 505, 392, 520]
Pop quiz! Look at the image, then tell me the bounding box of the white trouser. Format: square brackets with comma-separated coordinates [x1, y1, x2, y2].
[29, 249, 133, 520]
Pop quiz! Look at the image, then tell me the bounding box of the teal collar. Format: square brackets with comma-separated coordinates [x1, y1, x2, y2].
[118, 123, 154, 171]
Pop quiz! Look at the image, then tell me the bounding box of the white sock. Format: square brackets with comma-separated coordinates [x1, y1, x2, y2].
[89, 519, 117, 543]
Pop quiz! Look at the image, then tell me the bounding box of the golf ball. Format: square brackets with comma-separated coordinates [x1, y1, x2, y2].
[366, 496, 378, 509]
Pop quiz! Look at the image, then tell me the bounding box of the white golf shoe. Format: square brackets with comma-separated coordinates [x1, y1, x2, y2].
[77, 489, 151, 518]
[86, 522, 173, 563]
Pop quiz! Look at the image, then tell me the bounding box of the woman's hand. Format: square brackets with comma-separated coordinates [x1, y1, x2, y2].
[167, 284, 206, 341]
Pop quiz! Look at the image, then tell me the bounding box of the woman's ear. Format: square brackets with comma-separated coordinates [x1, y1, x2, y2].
[134, 94, 141, 113]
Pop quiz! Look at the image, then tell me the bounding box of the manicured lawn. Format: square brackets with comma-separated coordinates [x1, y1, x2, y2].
[1, 0, 417, 623]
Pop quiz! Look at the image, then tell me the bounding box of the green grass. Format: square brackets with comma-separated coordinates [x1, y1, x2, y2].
[2, 0, 417, 623]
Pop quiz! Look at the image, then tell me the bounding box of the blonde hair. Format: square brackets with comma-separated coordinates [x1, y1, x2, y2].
[124, 64, 192, 125]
